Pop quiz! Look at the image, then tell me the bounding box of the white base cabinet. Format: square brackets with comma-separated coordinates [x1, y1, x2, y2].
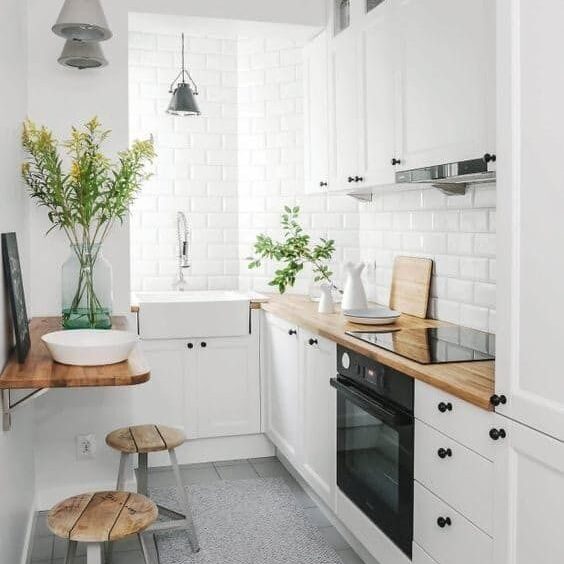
[263, 313, 336, 508]
[133, 311, 261, 442]
[493, 416, 564, 564]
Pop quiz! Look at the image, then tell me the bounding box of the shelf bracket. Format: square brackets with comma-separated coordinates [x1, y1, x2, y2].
[1, 388, 48, 432]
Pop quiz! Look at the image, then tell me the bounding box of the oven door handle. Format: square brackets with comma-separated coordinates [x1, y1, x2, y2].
[330, 378, 412, 426]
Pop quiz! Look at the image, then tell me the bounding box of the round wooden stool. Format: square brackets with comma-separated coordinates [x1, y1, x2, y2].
[48, 491, 157, 564]
[106, 424, 200, 554]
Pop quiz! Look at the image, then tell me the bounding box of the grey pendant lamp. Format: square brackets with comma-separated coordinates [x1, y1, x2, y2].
[167, 34, 200, 116]
[52, 0, 112, 42]
[58, 39, 108, 69]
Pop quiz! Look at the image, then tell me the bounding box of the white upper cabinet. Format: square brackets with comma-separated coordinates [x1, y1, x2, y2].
[493, 417, 564, 564]
[314, 0, 496, 192]
[496, 0, 564, 440]
[397, 0, 495, 170]
[358, 0, 399, 185]
[304, 31, 330, 194]
[328, 29, 361, 190]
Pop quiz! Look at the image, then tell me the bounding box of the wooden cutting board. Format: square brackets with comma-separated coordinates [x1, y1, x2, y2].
[389, 256, 433, 318]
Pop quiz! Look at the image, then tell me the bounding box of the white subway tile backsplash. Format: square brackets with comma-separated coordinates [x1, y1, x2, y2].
[130, 29, 495, 330]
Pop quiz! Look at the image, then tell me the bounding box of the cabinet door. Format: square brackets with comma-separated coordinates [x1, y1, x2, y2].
[264, 313, 301, 463]
[304, 31, 329, 194]
[494, 417, 564, 564]
[328, 30, 360, 190]
[300, 332, 337, 507]
[397, 0, 494, 170]
[131, 340, 187, 431]
[358, 0, 399, 185]
[496, 0, 564, 440]
[194, 335, 260, 439]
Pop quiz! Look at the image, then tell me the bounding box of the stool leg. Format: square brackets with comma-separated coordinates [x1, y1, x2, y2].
[138, 532, 154, 564]
[86, 543, 103, 564]
[169, 448, 200, 552]
[138, 452, 149, 496]
[64, 540, 77, 564]
[116, 452, 129, 490]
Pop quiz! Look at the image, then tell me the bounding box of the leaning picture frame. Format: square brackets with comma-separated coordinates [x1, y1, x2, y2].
[1, 232, 30, 363]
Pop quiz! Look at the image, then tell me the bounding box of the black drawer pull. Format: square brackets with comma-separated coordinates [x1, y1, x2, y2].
[308, 338, 318, 346]
[288, 329, 297, 336]
[437, 402, 453, 413]
[437, 448, 453, 459]
[201, 342, 207, 348]
[483, 153, 496, 163]
[490, 394, 507, 406]
[187, 343, 193, 349]
[320, 181, 328, 187]
[437, 516, 452, 528]
[391, 157, 401, 166]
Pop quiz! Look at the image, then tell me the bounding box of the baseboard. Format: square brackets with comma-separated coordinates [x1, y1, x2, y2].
[21, 497, 37, 564]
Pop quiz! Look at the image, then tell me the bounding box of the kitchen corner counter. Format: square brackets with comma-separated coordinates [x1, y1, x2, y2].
[0, 317, 150, 390]
[260, 294, 495, 410]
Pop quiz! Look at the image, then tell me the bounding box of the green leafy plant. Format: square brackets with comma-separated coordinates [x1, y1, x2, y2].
[21, 117, 155, 328]
[248, 206, 336, 293]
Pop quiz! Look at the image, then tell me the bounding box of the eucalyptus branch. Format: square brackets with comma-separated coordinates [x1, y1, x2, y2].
[248, 206, 337, 294]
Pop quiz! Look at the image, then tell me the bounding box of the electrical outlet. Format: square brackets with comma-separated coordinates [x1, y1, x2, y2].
[76, 434, 96, 460]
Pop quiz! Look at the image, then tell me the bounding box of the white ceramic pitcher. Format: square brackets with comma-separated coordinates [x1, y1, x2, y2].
[318, 283, 335, 314]
[341, 262, 368, 311]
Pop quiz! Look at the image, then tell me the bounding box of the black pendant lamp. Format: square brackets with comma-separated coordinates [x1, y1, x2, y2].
[167, 34, 200, 116]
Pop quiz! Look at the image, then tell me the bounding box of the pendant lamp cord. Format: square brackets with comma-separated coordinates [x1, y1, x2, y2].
[169, 33, 199, 95]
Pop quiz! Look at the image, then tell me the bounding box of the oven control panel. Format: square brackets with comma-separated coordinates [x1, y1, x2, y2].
[337, 345, 414, 411]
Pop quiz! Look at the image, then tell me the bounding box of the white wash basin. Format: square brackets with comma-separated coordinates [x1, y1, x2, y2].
[42, 330, 139, 366]
[134, 291, 251, 339]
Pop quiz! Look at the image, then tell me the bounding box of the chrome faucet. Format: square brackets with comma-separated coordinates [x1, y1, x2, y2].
[173, 211, 191, 291]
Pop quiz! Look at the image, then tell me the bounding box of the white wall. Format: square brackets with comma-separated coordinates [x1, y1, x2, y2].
[26, 0, 326, 316]
[0, 1, 36, 562]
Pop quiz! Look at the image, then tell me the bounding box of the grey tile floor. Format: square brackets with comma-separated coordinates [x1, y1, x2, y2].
[29, 457, 364, 564]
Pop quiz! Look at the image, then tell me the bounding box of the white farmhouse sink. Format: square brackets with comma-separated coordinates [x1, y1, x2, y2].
[134, 291, 251, 339]
[42, 330, 139, 366]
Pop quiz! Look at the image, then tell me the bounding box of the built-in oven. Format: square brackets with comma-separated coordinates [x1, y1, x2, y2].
[331, 345, 414, 558]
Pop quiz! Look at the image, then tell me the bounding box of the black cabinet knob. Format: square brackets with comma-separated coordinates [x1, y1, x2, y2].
[391, 157, 401, 166]
[308, 338, 318, 346]
[354, 176, 364, 182]
[347, 176, 355, 183]
[490, 394, 507, 407]
[320, 181, 328, 187]
[437, 516, 452, 528]
[201, 342, 207, 348]
[484, 153, 497, 163]
[437, 402, 453, 413]
[437, 448, 453, 459]
[187, 343, 194, 349]
[489, 428, 507, 441]
[288, 329, 297, 336]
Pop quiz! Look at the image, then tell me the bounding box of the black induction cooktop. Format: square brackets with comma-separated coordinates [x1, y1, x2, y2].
[346, 326, 495, 365]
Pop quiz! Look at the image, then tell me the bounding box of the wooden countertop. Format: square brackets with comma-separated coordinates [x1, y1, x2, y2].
[261, 294, 495, 410]
[0, 317, 150, 390]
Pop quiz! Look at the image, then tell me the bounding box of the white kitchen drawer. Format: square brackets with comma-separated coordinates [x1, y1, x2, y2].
[414, 482, 492, 564]
[412, 543, 439, 564]
[415, 420, 494, 535]
[415, 380, 497, 460]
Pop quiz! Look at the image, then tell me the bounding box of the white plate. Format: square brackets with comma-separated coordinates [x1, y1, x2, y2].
[41, 330, 139, 366]
[343, 307, 401, 325]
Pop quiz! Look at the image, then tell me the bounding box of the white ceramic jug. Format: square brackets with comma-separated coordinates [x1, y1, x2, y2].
[341, 262, 368, 311]
[318, 283, 335, 314]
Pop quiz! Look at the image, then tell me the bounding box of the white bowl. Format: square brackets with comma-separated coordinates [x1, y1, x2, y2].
[343, 307, 401, 325]
[41, 330, 139, 366]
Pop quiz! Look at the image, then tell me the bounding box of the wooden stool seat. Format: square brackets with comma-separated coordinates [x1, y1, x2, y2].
[106, 424, 185, 454]
[48, 491, 157, 543]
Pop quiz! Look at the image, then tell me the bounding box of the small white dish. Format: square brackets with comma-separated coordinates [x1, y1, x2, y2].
[41, 330, 139, 366]
[343, 307, 401, 325]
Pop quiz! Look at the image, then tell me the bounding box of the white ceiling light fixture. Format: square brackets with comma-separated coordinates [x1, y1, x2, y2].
[58, 40, 108, 70]
[52, 0, 112, 42]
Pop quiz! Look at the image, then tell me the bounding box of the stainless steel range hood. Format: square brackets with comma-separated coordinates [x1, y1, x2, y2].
[395, 156, 496, 195]
[347, 156, 496, 201]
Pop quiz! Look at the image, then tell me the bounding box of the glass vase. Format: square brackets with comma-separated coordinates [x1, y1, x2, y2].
[62, 243, 113, 329]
